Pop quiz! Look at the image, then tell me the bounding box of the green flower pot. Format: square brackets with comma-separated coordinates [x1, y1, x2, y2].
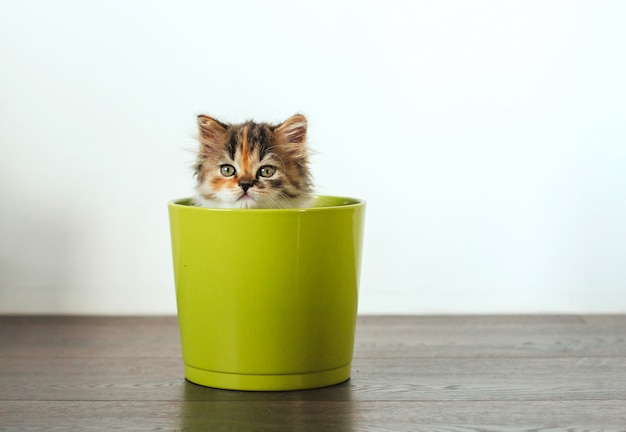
[168, 196, 365, 391]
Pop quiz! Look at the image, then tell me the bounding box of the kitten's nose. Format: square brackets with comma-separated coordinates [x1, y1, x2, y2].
[238, 181, 253, 192]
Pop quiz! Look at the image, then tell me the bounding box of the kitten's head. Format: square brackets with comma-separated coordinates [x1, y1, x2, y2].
[194, 114, 313, 209]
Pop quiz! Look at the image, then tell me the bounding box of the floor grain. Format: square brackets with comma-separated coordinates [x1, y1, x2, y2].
[0, 315, 625, 431]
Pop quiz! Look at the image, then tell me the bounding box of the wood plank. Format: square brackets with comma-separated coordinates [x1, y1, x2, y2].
[2, 315, 625, 359]
[1, 357, 624, 402]
[1, 400, 625, 431]
[0, 316, 181, 359]
[354, 315, 626, 358]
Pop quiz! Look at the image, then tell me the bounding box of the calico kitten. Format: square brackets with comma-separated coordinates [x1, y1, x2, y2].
[193, 114, 314, 209]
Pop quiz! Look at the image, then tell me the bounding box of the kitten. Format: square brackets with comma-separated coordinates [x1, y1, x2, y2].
[193, 114, 314, 209]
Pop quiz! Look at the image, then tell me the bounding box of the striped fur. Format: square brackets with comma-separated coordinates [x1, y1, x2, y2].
[193, 114, 313, 209]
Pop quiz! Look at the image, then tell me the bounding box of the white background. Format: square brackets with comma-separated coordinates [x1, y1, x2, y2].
[1, 0, 625, 314]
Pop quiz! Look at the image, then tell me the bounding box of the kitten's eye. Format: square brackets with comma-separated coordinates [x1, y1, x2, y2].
[220, 164, 236, 177]
[258, 166, 276, 178]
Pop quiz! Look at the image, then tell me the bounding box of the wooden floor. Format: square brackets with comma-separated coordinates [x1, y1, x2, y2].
[0, 315, 625, 431]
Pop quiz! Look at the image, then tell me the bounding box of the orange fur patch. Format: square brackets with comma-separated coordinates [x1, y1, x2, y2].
[240, 124, 251, 173]
[210, 176, 230, 189]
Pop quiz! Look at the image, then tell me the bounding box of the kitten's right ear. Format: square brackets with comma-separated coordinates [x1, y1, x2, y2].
[197, 115, 227, 150]
[275, 114, 307, 145]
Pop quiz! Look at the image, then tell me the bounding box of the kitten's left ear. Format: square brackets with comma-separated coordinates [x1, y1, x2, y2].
[197, 115, 227, 151]
[275, 114, 307, 145]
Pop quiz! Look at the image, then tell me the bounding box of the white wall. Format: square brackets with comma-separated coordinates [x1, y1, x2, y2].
[1, 0, 625, 314]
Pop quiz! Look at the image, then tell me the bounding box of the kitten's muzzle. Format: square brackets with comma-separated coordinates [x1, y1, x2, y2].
[238, 181, 255, 192]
